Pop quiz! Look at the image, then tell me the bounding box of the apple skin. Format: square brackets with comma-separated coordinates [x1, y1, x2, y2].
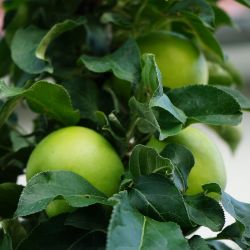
[147, 126, 227, 196]
[45, 199, 76, 218]
[137, 31, 208, 88]
[26, 126, 124, 197]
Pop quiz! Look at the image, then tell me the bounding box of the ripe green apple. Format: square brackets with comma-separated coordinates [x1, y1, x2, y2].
[147, 126, 227, 196]
[137, 31, 208, 88]
[26, 126, 124, 216]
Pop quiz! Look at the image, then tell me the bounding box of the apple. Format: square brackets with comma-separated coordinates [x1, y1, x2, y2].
[137, 31, 208, 88]
[26, 126, 124, 216]
[147, 126, 227, 196]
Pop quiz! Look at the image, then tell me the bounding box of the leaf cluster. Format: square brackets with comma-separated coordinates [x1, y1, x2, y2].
[1, 0, 250, 249]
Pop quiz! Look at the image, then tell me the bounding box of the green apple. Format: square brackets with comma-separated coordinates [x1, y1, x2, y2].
[147, 126, 227, 196]
[137, 31, 208, 88]
[26, 126, 124, 216]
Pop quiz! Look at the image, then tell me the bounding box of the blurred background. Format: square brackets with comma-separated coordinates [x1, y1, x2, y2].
[195, 1, 250, 248]
[211, 0, 250, 203]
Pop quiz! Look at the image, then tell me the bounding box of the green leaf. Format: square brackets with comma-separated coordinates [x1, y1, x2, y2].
[36, 18, 86, 61]
[129, 97, 159, 134]
[11, 26, 53, 74]
[215, 86, 250, 111]
[208, 125, 242, 152]
[0, 183, 23, 219]
[129, 174, 193, 231]
[184, 194, 225, 232]
[150, 94, 187, 125]
[65, 206, 108, 231]
[161, 143, 194, 192]
[129, 144, 174, 179]
[0, 39, 12, 77]
[1, 219, 27, 249]
[61, 78, 99, 121]
[189, 235, 211, 250]
[168, 85, 242, 126]
[79, 39, 141, 83]
[235, 0, 250, 8]
[221, 192, 250, 245]
[15, 171, 109, 217]
[136, 53, 163, 101]
[212, 5, 234, 28]
[129, 95, 186, 140]
[0, 231, 12, 250]
[0, 81, 80, 127]
[207, 240, 233, 250]
[217, 222, 249, 249]
[0, 96, 20, 129]
[182, 12, 224, 60]
[170, 0, 215, 27]
[107, 192, 191, 250]
[17, 216, 85, 250]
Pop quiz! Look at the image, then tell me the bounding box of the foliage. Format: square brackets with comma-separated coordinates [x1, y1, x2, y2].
[0, 0, 250, 249]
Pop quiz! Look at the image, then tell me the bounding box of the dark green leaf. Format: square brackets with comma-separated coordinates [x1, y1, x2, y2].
[36, 18, 86, 61]
[212, 5, 234, 28]
[61, 78, 99, 122]
[0, 39, 12, 77]
[0, 81, 80, 126]
[189, 235, 211, 250]
[217, 222, 249, 249]
[168, 85, 242, 126]
[215, 86, 250, 111]
[15, 171, 109, 217]
[129, 174, 193, 231]
[65, 206, 108, 231]
[129, 144, 174, 179]
[235, 0, 250, 8]
[182, 12, 224, 60]
[79, 39, 141, 83]
[1, 219, 27, 249]
[0, 183, 23, 218]
[0, 231, 13, 250]
[17, 216, 84, 250]
[184, 194, 225, 232]
[107, 192, 191, 250]
[171, 0, 215, 27]
[161, 143, 194, 192]
[11, 26, 53, 74]
[221, 192, 250, 245]
[0, 97, 20, 130]
[68, 230, 106, 250]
